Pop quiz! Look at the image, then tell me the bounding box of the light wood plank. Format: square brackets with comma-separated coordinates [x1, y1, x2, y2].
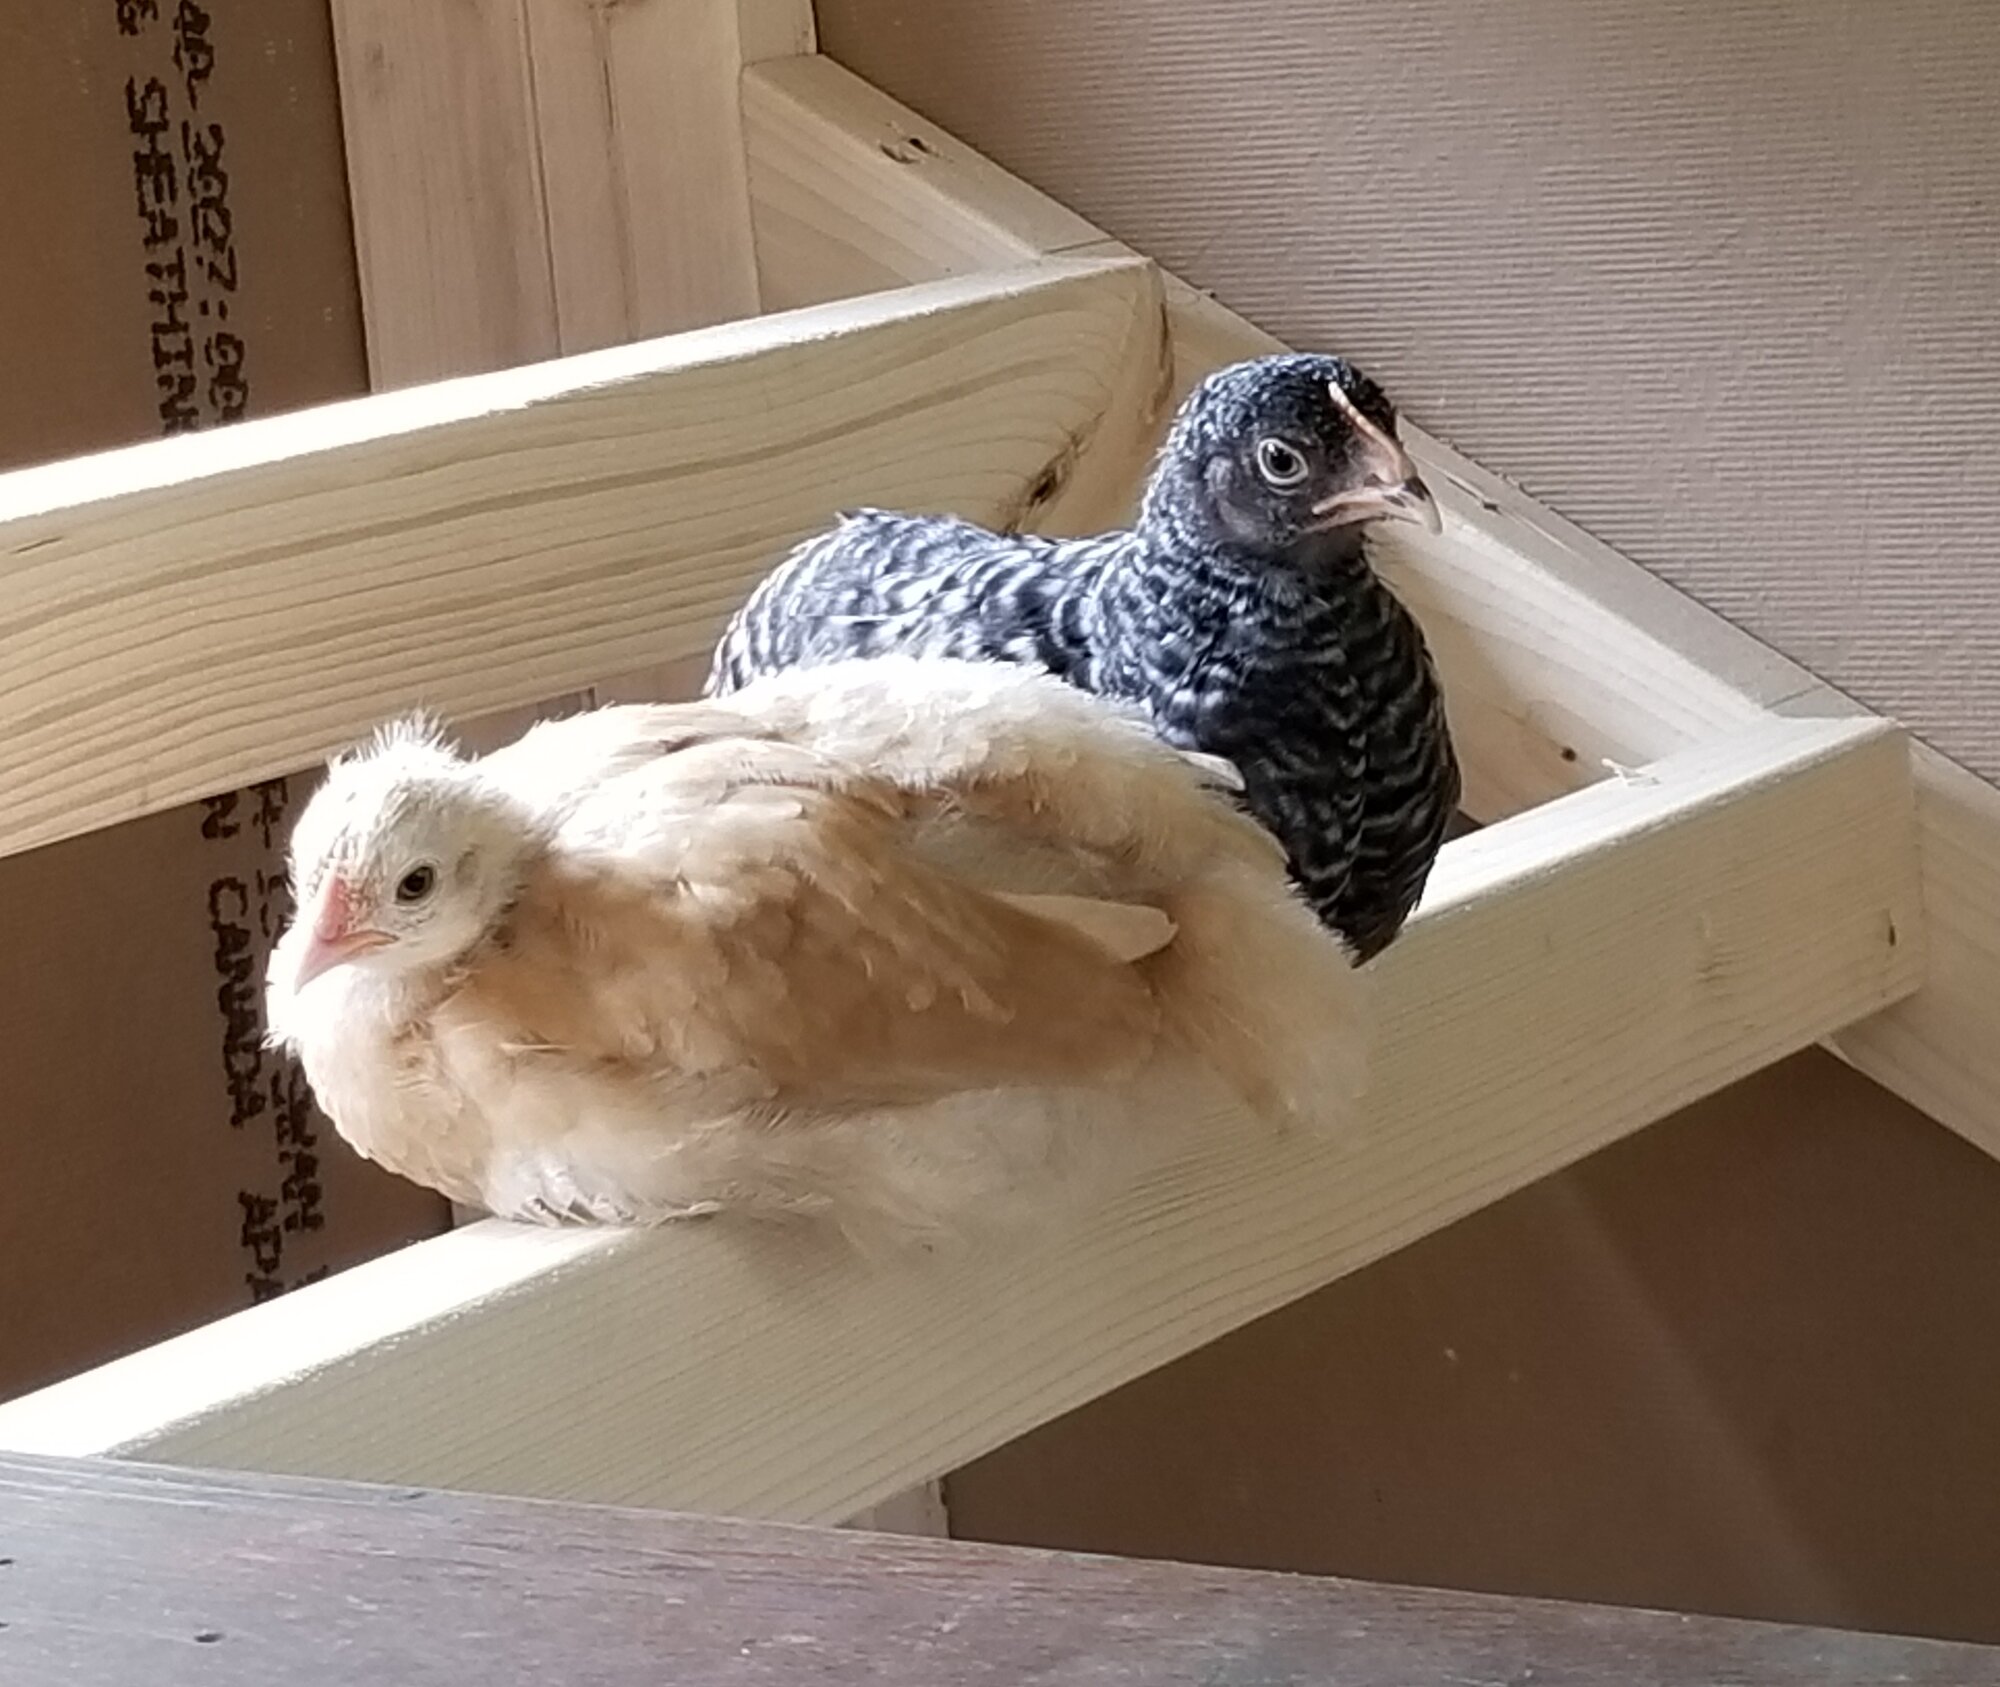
[524, 0, 763, 350]
[0, 718, 1921, 1516]
[744, 55, 1103, 314]
[333, 0, 781, 382]
[1834, 746, 2000, 1149]
[0, 256, 1163, 863]
[737, 55, 2000, 1164]
[842, 1481, 951, 1538]
[330, 0, 560, 387]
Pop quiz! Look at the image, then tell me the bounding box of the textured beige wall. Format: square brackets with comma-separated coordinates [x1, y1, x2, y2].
[821, 0, 2000, 783]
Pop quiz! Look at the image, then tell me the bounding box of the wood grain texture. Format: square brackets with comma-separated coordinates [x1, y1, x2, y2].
[0, 256, 1161, 863]
[0, 719, 1920, 1516]
[331, 0, 786, 383]
[329, 0, 560, 386]
[6, 1453, 1997, 1687]
[524, 0, 762, 351]
[1837, 748, 2000, 1143]
[745, 55, 1101, 313]
[735, 55, 2000, 1163]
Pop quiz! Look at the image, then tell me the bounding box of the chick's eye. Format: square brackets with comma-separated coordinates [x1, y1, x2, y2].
[395, 864, 437, 904]
[1254, 437, 1310, 489]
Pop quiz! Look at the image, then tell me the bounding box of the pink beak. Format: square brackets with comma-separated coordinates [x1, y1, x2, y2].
[293, 875, 391, 988]
[1312, 377, 1445, 535]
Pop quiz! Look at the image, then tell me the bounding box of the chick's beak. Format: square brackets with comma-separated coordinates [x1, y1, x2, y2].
[292, 874, 391, 988]
[1310, 468, 1443, 535]
[1314, 376, 1446, 535]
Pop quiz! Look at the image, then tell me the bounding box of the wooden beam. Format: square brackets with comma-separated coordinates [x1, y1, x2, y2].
[330, 0, 803, 385]
[11, 1451, 1999, 1685]
[744, 53, 1102, 314]
[0, 718, 1920, 1516]
[0, 255, 1164, 863]
[330, 0, 561, 385]
[738, 52, 2000, 1163]
[520, 0, 776, 349]
[842, 1481, 951, 1539]
[328, 0, 820, 711]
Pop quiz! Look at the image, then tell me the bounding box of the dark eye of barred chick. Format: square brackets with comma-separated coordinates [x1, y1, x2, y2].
[1253, 436, 1310, 489]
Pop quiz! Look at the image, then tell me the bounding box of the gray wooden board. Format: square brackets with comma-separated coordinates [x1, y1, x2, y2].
[2, 1453, 1997, 1683]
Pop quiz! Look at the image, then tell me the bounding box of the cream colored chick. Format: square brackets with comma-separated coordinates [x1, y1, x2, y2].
[266, 656, 1370, 1249]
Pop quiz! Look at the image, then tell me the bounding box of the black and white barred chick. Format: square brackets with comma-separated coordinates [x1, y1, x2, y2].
[707, 354, 1461, 963]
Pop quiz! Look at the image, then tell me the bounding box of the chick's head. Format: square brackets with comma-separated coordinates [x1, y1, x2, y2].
[281, 717, 539, 990]
[1139, 352, 1441, 562]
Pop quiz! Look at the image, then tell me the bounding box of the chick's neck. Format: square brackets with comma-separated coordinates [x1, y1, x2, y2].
[1105, 501, 1391, 636]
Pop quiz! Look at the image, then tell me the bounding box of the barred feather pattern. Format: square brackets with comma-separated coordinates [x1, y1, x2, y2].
[708, 508, 1459, 961]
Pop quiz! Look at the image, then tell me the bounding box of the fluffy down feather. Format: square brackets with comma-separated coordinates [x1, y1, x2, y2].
[267, 656, 1370, 1250]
